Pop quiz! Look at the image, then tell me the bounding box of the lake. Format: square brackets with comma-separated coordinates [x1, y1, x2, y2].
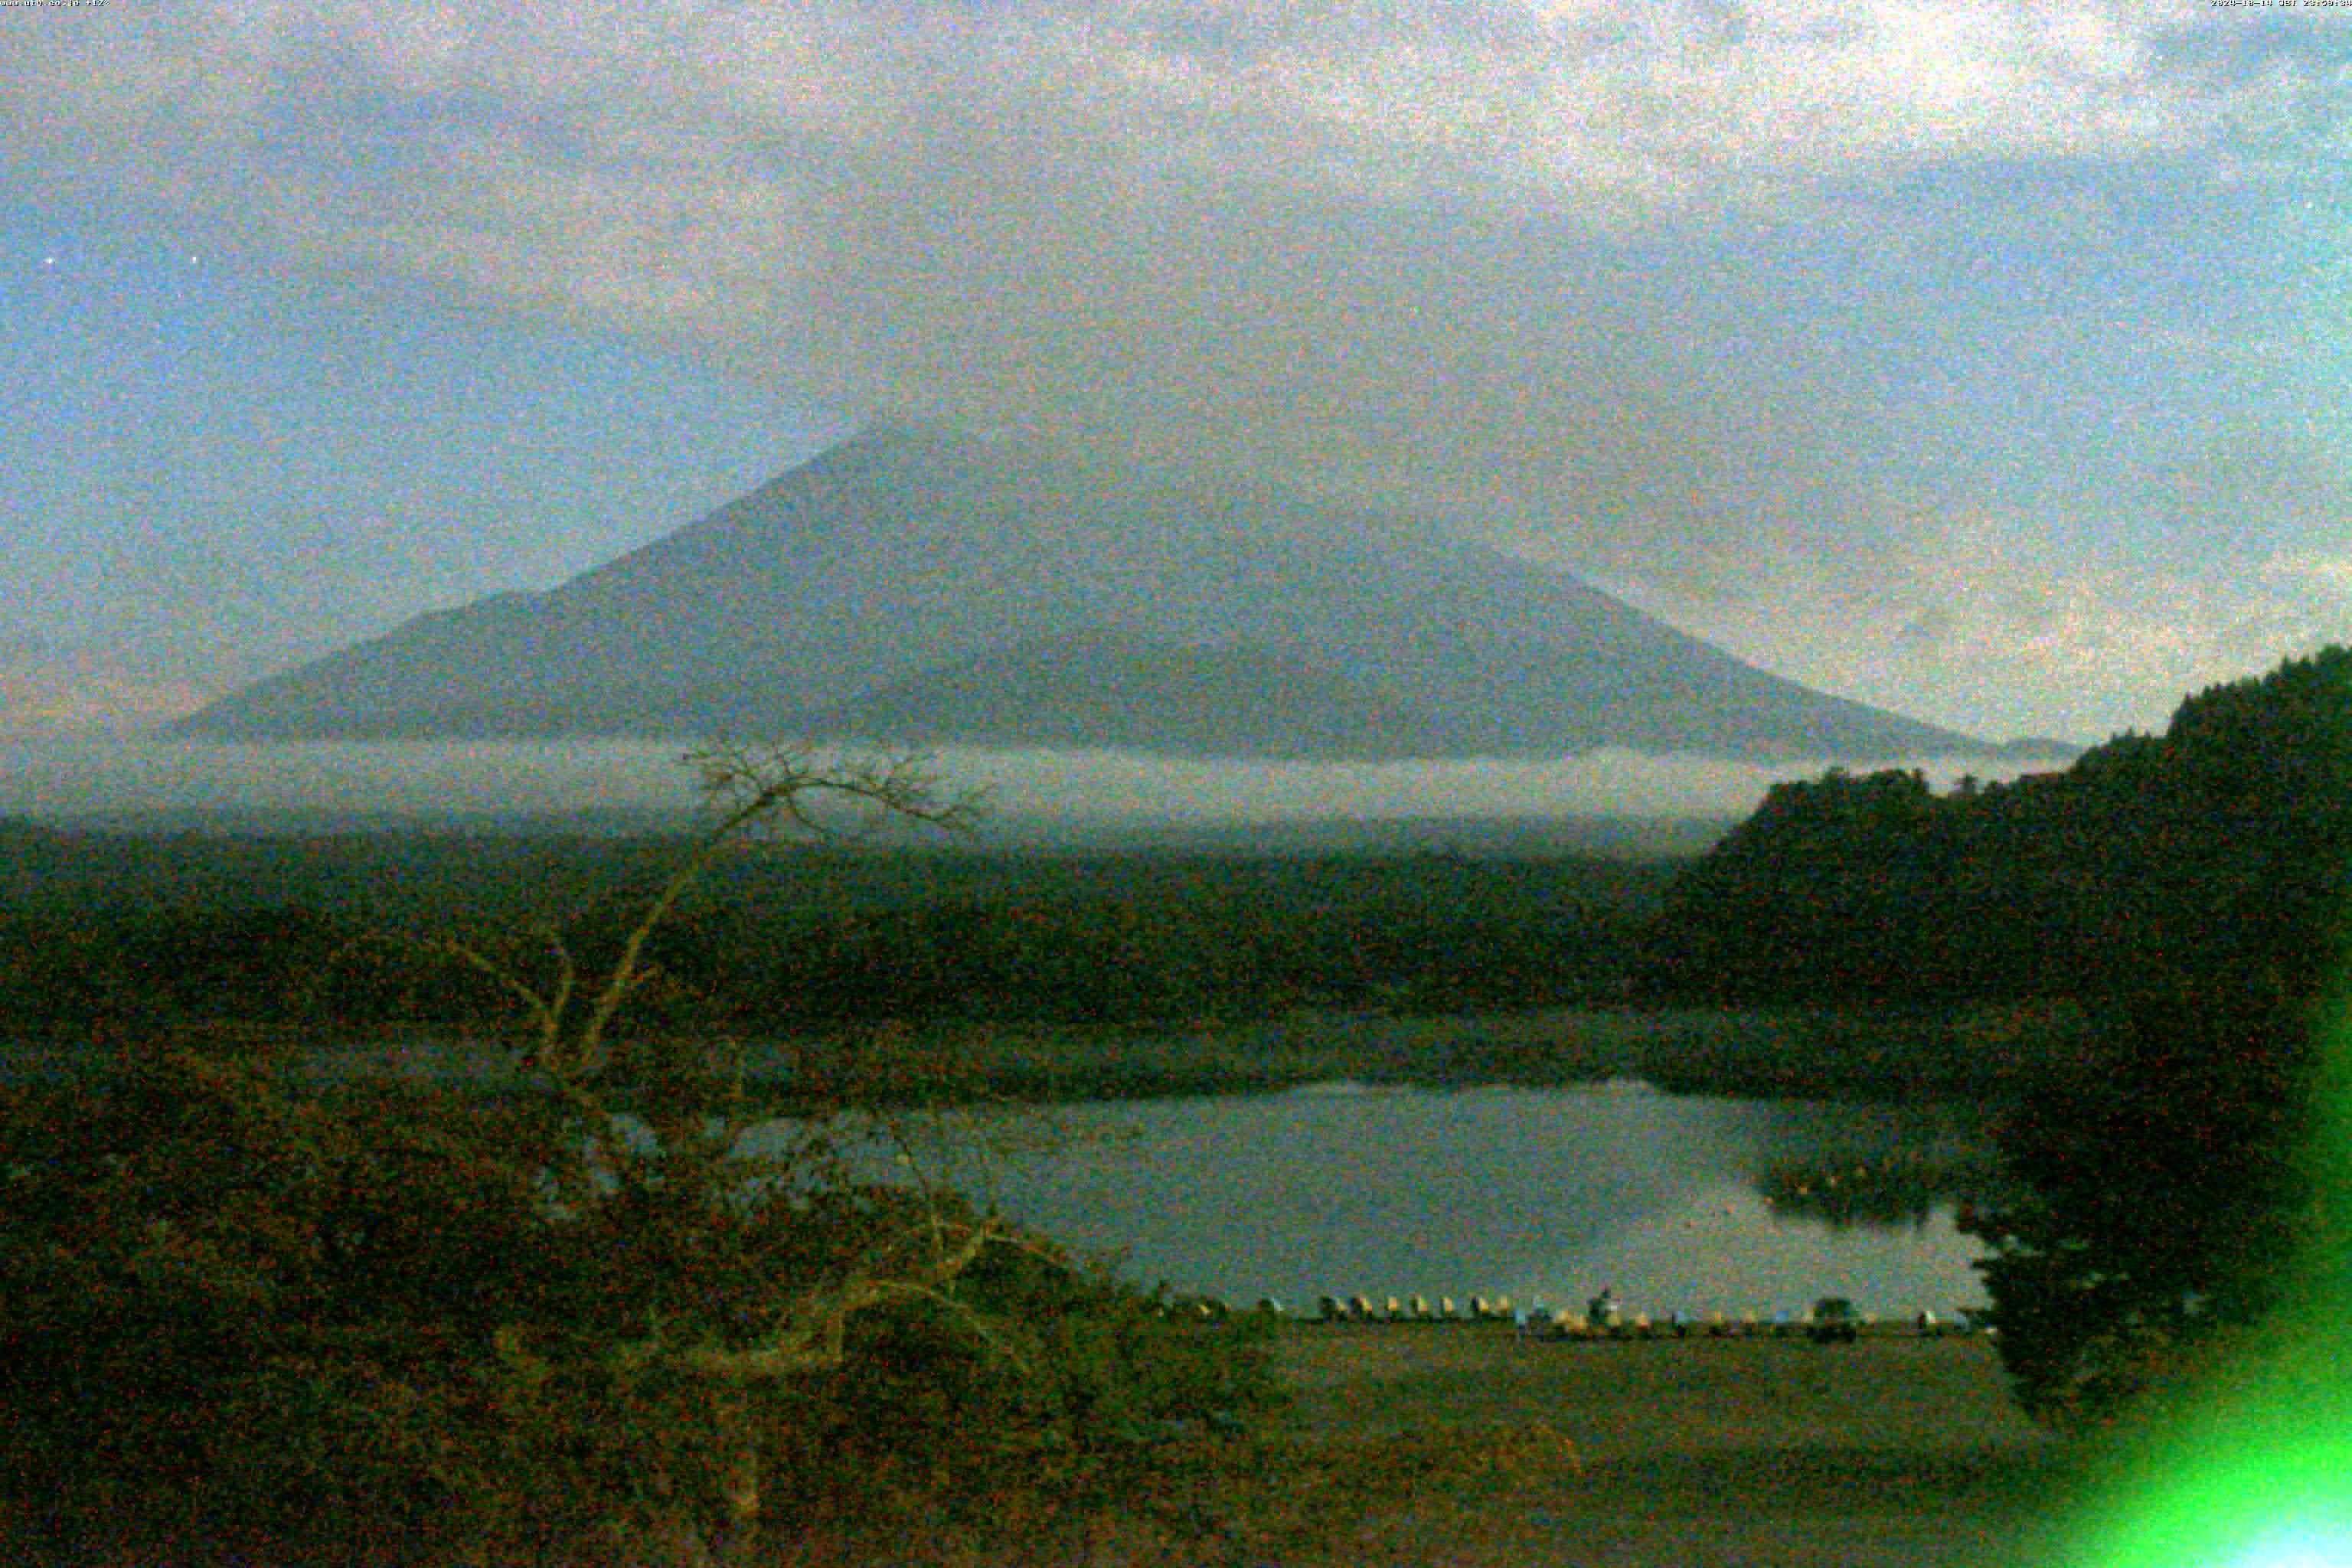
[748, 1080, 1994, 1323]
[4, 1039, 1994, 1322]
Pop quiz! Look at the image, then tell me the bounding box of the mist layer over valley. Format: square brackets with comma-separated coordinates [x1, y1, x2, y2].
[0, 734, 2055, 844]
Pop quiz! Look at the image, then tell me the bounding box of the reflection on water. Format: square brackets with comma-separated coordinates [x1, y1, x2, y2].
[933, 1082, 1993, 1320]
[1755, 1148, 1997, 1230]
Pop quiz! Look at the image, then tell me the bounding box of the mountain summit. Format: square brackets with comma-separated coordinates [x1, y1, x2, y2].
[172, 426, 2035, 762]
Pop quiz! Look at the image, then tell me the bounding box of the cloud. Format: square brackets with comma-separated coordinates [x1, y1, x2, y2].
[0, 648, 212, 742]
[5, 2, 2346, 741]
[0, 511, 544, 738]
[0, 735, 2025, 823]
[1570, 501, 2352, 743]
[2265, 550, 2352, 597]
[5, 5, 2320, 384]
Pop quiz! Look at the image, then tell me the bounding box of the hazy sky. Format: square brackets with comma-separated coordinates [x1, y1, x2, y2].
[5, 2, 2350, 748]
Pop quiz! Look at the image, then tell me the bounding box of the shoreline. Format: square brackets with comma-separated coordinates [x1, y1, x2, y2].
[0, 998, 2086, 1106]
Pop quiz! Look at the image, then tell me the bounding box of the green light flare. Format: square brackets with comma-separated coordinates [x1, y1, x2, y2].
[2067, 1413, 2352, 1568]
[2063, 985, 2352, 1568]
[2220, 1524, 2352, 1568]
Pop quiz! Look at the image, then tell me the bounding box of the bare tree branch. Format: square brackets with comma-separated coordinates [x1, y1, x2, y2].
[377, 743, 1001, 1556]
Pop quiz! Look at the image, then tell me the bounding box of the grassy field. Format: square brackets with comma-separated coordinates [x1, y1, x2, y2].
[1247, 1321, 2086, 1568]
[750, 1321, 2092, 1567]
[13, 1321, 2099, 1566]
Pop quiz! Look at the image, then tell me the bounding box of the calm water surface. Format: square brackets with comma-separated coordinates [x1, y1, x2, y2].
[2, 1039, 1988, 1321]
[763, 1080, 1993, 1321]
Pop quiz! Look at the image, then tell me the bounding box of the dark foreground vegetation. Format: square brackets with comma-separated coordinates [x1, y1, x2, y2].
[0, 1040, 1302, 1566]
[1651, 648, 2352, 1434]
[2, 646, 2345, 1560]
[1, 751, 1302, 1566]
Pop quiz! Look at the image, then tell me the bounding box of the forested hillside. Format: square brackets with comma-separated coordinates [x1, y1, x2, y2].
[1646, 645, 2352, 1008]
[0, 831, 1667, 1042]
[1644, 645, 2352, 1428]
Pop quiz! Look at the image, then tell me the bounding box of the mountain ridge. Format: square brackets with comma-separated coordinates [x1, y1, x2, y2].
[170, 425, 2069, 763]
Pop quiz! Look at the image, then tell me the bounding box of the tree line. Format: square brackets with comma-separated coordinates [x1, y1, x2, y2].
[1644, 648, 2350, 1011]
[0, 838, 1667, 1041]
[1648, 645, 2352, 1429]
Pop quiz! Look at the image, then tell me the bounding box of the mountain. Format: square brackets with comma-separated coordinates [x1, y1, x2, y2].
[170, 425, 2053, 763]
[797, 631, 1461, 760]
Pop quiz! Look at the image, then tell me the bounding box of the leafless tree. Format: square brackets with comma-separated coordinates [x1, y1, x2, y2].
[423, 743, 1024, 1562]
